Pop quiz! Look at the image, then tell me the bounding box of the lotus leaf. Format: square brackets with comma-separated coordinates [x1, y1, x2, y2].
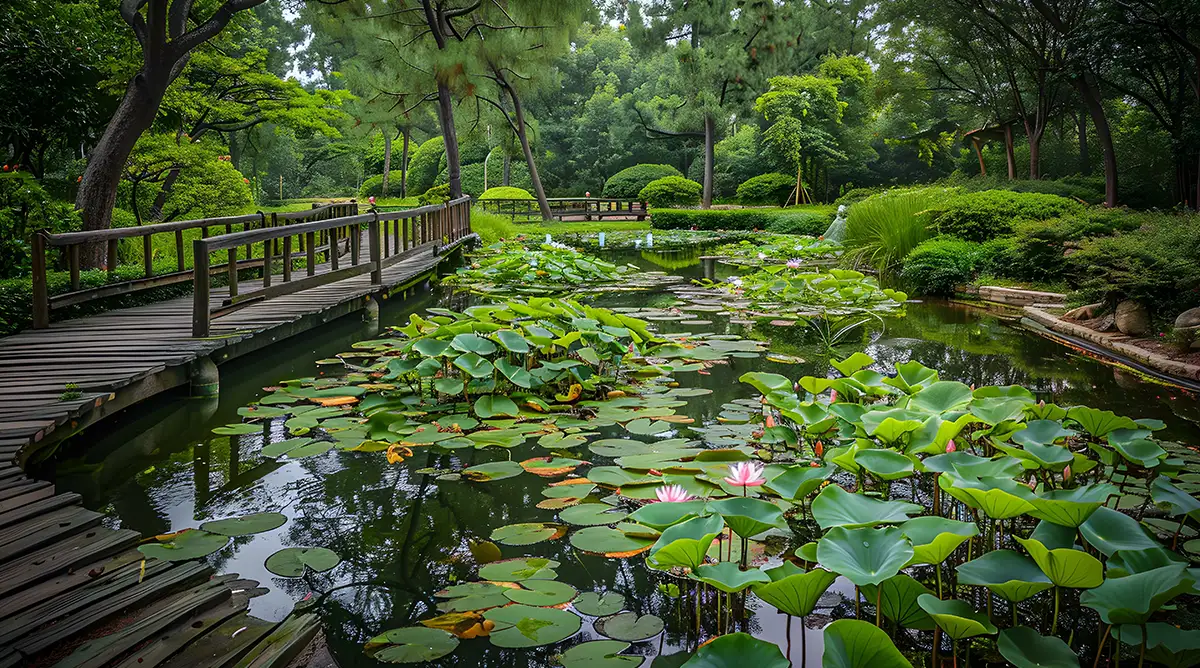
[956, 550, 1053, 601]
[490, 522, 566, 545]
[708, 497, 784, 538]
[559, 504, 629, 526]
[595, 611, 664, 641]
[938, 473, 1035, 519]
[822, 619, 913, 668]
[811, 485, 922, 529]
[570, 526, 654, 556]
[484, 604, 582, 648]
[900, 516, 978, 565]
[1028, 484, 1115, 527]
[648, 514, 725, 571]
[692, 562, 771, 593]
[859, 574, 935, 630]
[504, 579, 579, 606]
[1080, 564, 1194, 624]
[200, 512, 287, 536]
[1079, 506, 1161, 556]
[1112, 623, 1200, 668]
[764, 464, 834, 500]
[212, 422, 263, 436]
[364, 627, 458, 663]
[478, 557, 558, 582]
[1152, 476, 1200, 518]
[435, 582, 512, 612]
[916, 594, 997, 639]
[752, 567, 837, 617]
[882, 360, 939, 394]
[264, 546, 341, 577]
[995, 626, 1078, 667]
[627, 500, 708, 529]
[138, 529, 229, 561]
[1067, 406, 1138, 438]
[1014, 536, 1103, 588]
[574, 591, 626, 617]
[817, 526, 913, 587]
[682, 632, 789, 668]
[462, 460, 524, 482]
[561, 640, 642, 668]
[474, 395, 520, 418]
[854, 449, 916, 480]
[909, 380, 973, 413]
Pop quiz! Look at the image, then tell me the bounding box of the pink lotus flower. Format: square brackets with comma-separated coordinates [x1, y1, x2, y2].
[725, 462, 766, 487]
[786, 258, 802, 269]
[1063, 465, 1072, 480]
[814, 440, 824, 457]
[829, 390, 838, 403]
[945, 439, 957, 453]
[655, 484, 694, 503]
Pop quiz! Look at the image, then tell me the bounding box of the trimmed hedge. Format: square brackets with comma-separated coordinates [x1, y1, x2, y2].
[932, 190, 1084, 242]
[480, 186, 533, 200]
[359, 170, 407, 199]
[406, 137, 445, 195]
[640, 176, 702, 208]
[651, 206, 834, 234]
[736, 173, 794, 206]
[901, 237, 992, 296]
[603, 164, 683, 199]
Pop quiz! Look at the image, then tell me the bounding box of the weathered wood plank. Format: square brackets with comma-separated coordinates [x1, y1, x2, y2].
[0, 547, 143, 621]
[0, 528, 138, 600]
[233, 612, 321, 668]
[0, 506, 103, 563]
[159, 611, 275, 668]
[108, 591, 252, 668]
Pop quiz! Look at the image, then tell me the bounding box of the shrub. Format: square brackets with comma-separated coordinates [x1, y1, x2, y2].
[843, 187, 952, 274]
[736, 173, 795, 206]
[901, 237, 988, 296]
[436, 161, 532, 198]
[639, 176, 702, 208]
[359, 170, 407, 199]
[603, 164, 683, 199]
[0, 172, 80, 279]
[932, 190, 1084, 242]
[469, 208, 519, 245]
[763, 209, 834, 236]
[480, 186, 533, 200]
[651, 206, 833, 233]
[418, 184, 451, 206]
[833, 186, 885, 207]
[406, 137, 445, 195]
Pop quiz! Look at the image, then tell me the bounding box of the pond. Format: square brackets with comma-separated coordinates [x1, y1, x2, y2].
[32, 247, 1200, 667]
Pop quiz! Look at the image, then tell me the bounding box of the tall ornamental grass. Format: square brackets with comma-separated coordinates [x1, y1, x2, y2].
[842, 187, 956, 275]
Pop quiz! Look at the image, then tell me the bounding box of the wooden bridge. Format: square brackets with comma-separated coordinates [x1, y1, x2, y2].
[477, 196, 648, 222]
[0, 197, 475, 667]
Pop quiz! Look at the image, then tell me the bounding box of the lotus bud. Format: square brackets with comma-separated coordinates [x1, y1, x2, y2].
[830, 390, 838, 403]
[945, 439, 957, 453]
[764, 414, 776, 428]
[1063, 465, 1072, 480]
[814, 440, 824, 457]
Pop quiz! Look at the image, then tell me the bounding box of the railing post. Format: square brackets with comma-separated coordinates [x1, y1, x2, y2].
[369, 212, 382, 284]
[175, 229, 185, 273]
[402, 216, 409, 251]
[192, 239, 211, 337]
[68, 245, 80, 291]
[31, 230, 49, 329]
[262, 213, 273, 288]
[330, 225, 339, 271]
[306, 231, 316, 276]
[143, 233, 154, 278]
[351, 213, 361, 266]
[107, 239, 118, 277]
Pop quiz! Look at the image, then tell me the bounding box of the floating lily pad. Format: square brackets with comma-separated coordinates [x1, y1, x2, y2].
[364, 627, 458, 663]
[559, 504, 629, 526]
[264, 546, 341, 577]
[490, 522, 567, 546]
[560, 640, 642, 668]
[259, 437, 316, 457]
[484, 604, 582, 647]
[212, 422, 262, 436]
[520, 457, 584, 477]
[478, 557, 559, 581]
[570, 526, 654, 556]
[463, 460, 524, 482]
[435, 582, 512, 612]
[200, 512, 287, 536]
[574, 591, 626, 617]
[687, 632, 790, 668]
[595, 611, 664, 641]
[138, 529, 229, 561]
[503, 579, 578, 606]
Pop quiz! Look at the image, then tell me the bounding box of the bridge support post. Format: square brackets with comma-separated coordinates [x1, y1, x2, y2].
[190, 355, 220, 397]
[363, 294, 381, 324]
[701, 256, 718, 281]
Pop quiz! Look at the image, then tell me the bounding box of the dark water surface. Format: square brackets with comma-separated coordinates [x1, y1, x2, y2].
[33, 252, 1200, 667]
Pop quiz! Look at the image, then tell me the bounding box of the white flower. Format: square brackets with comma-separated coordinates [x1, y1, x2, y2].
[757, 252, 767, 260]
[786, 258, 802, 269]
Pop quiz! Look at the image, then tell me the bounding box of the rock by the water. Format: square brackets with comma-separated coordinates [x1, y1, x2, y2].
[1064, 302, 1105, 320]
[1115, 300, 1151, 336]
[1175, 307, 1200, 328]
[1092, 313, 1117, 332]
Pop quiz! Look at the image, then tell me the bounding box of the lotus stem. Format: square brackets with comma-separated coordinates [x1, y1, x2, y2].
[1012, 601, 1018, 628]
[855, 586, 861, 620]
[695, 581, 701, 638]
[1092, 624, 1110, 668]
[933, 626, 941, 667]
[801, 616, 808, 668]
[785, 614, 792, 660]
[1172, 517, 1186, 551]
[1052, 586, 1060, 636]
[952, 638, 958, 668]
[1139, 623, 1147, 668]
[875, 584, 882, 627]
[936, 562, 943, 599]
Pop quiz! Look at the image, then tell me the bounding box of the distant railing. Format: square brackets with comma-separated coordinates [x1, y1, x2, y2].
[190, 196, 471, 337]
[30, 201, 359, 329]
[477, 198, 647, 221]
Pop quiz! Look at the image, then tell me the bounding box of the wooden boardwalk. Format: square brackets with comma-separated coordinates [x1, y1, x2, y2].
[0, 233, 474, 667]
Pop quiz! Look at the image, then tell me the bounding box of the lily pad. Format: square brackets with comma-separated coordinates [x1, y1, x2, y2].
[692, 562, 770, 593]
[817, 526, 913, 587]
[364, 627, 459, 663]
[595, 611, 664, 641]
[997, 626, 1079, 668]
[484, 604, 582, 648]
[490, 522, 567, 546]
[812, 485, 922, 530]
[137, 529, 229, 561]
[560, 504, 629, 526]
[917, 594, 998, 639]
[574, 591, 626, 617]
[212, 422, 262, 436]
[463, 460, 524, 482]
[684, 632, 789, 668]
[504, 579, 579, 607]
[264, 546, 341, 577]
[570, 526, 654, 556]
[561, 640, 643, 668]
[478, 557, 559, 582]
[200, 512, 287, 536]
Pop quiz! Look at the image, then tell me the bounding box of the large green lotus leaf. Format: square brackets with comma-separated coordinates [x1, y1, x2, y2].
[595, 611, 664, 641]
[708, 497, 784, 538]
[995, 440, 1073, 470]
[561, 640, 642, 668]
[751, 567, 837, 617]
[560, 504, 628, 526]
[956, 550, 1053, 601]
[264, 546, 340, 577]
[1067, 406, 1138, 438]
[1080, 564, 1194, 624]
[1028, 484, 1116, 527]
[453, 352, 495, 378]
[450, 332, 498, 355]
[858, 408, 923, 438]
[968, 397, 1030, 426]
[484, 604, 581, 648]
[589, 466, 645, 488]
[827, 352, 874, 377]
[899, 516, 978, 565]
[283, 440, 335, 458]
[138, 529, 229, 561]
[1152, 476, 1200, 518]
[490, 522, 565, 546]
[1106, 546, 1188, 578]
[811, 485, 922, 530]
[921, 452, 1022, 479]
[400, 428, 458, 445]
[971, 384, 1036, 401]
[627, 500, 708, 530]
[822, 619, 913, 668]
[860, 574, 935, 630]
[997, 627, 1079, 668]
[495, 359, 535, 388]
[200, 511, 287, 536]
[1014, 536, 1103, 588]
[882, 360, 939, 394]
[1079, 506, 1161, 556]
[1030, 520, 1079, 550]
[739, 372, 793, 397]
[462, 460, 524, 482]
[412, 339, 452, 357]
[474, 395, 520, 418]
[916, 594, 997, 640]
[817, 526, 913, 587]
[434, 582, 512, 612]
[764, 464, 834, 500]
[938, 473, 1035, 520]
[504, 579, 579, 607]
[867, 418, 924, 445]
[624, 418, 674, 435]
[682, 632, 789, 668]
[648, 514, 724, 571]
[692, 562, 771, 593]
[1025, 401, 1068, 421]
[364, 627, 458, 663]
[493, 330, 531, 353]
[573, 591, 626, 617]
[260, 437, 317, 458]
[478, 557, 558, 582]
[1109, 438, 1167, 467]
[854, 449, 915, 480]
[212, 422, 263, 436]
[589, 438, 654, 457]
[570, 526, 654, 556]
[1112, 623, 1200, 668]
[1011, 419, 1075, 447]
[909, 381, 974, 413]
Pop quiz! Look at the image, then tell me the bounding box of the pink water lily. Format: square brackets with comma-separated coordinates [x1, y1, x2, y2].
[724, 462, 766, 487]
[945, 439, 957, 453]
[786, 258, 802, 269]
[829, 390, 838, 403]
[654, 484, 694, 503]
[1063, 465, 1072, 481]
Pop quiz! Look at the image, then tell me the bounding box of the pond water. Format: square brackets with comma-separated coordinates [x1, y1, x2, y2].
[33, 249, 1200, 667]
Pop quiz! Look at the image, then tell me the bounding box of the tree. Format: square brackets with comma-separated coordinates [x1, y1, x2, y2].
[756, 74, 847, 204]
[76, 0, 270, 265]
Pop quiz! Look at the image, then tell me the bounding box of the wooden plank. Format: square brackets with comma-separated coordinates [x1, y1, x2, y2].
[159, 612, 275, 668]
[109, 591, 251, 668]
[0, 547, 143, 621]
[0, 506, 102, 562]
[0, 479, 49, 501]
[0, 492, 81, 529]
[232, 613, 320, 668]
[0, 528, 140, 601]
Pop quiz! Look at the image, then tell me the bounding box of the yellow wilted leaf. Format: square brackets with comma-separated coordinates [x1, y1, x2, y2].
[312, 396, 357, 407]
[420, 612, 483, 637]
[555, 383, 583, 403]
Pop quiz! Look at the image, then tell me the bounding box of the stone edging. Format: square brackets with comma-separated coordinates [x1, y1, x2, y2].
[961, 285, 1066, 307]
[1024, 306, 1200, 382]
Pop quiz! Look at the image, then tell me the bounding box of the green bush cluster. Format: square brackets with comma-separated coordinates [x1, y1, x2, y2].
[479, 186, 533, 200]
[651, 206, 834, 233]
[736, 173, 795, 206]
[0, 172, 81, 279]
[932, 190, 1084, 241]
[468, 208, 519, 245]
[901, 237, 1001, 296]
[359, 171, 407, 199]
[602, 164, 682, 199]
[418, 184, 451, 205]
[436, 161, 532, 199]
[639, 176, 702, 208]
[406, 137, 445, 195]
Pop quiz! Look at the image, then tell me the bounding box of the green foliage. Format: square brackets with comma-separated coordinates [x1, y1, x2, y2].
[0, 172, 80, 278]
[736, 173, 796, 206]
[602, 164, 683, 199]
[651, 206, 834, 233]
[436, 161, 532, 199]
[469, 209, 519, 245]
[406, 137, 445, 195]
[843, 187, 950, 274]
[933, 190, 1084, 242]
[639, 176, 702, 208]
[359, 171, 406, 199]
[418, 184, 451, 206]
[479, 186, 533, 201]
[901, 237, 989, 296]
[446, 242, 635, 294]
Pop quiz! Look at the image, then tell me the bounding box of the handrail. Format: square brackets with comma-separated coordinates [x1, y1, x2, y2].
[30, 200, 358, 329]
[190, 196, 472, 337]
[477, 197, 647, 221]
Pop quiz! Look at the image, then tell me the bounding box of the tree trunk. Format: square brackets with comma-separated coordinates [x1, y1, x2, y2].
[401, 128, 409, 198]
[382, 129, 393, 197]
[1004, 125, 1016, 180]
[1028, 130, 1041, 180]
[1077, 110, 1090, 175]
[228, 130, 241, 170]
[503, 152, 511, 186]
[76, 75, 163, 266]
[506, 83, 552, 221]
[148, 168, 181, 221]
[702, 115, 715, 209]
[1073, 72, 1118, 207]
[436, 80, 462, 199]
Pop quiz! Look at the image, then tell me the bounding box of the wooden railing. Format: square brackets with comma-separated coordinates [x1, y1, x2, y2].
[477, 198, 647, 221]
[190, 196, 472, 337]
[30, 201, 358, 329]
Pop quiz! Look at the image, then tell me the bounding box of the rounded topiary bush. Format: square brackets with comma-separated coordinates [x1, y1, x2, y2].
[736, 173, 795, 206]
[359, 170, 407, 198]
[419, 184, 451, 205]
[479, 186, 533, 200]
[406, 137, 445, 195]
[933, 190, 1084, 242]
[603, 164, 683, 199]
[639, 176, 702, 208]
[901, 236, 989, 296]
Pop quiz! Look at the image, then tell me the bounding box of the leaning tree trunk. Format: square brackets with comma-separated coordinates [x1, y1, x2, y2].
[1004, 125, 1016, 180]
[148, 168, 181, 221]
[435, 81, 462, 199]
[1077, 110, 1090, 175]
[400, 128, 409, 198]
[702, 115, 715, 209]
[505, 84, 552, 221]
[1073, 72, 1118, 207]
[381, 129, 393, 197]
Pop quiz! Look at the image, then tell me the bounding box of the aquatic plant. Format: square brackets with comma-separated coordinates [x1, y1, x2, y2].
[710, 236, 841, 266]
[444, 241, 637, 294]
